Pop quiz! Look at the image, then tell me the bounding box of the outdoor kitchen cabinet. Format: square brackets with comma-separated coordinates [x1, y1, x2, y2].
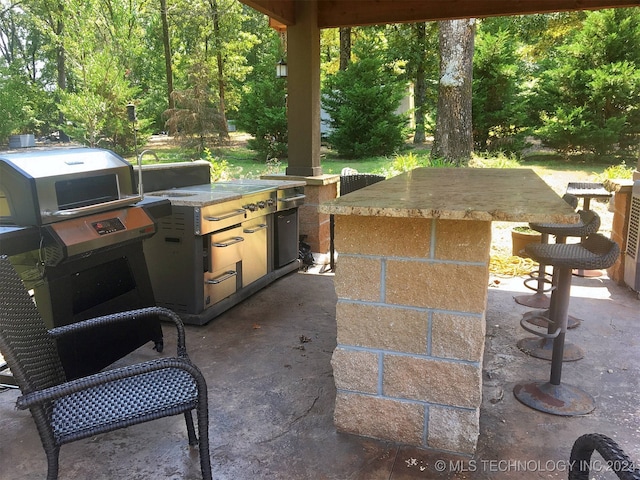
[143, 179, 305, 325]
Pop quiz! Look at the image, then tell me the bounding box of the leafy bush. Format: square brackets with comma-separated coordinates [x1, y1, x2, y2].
[202, 148, 231, 181]
[236, 76, 287, 161]
[322, 56, 408, 158]
[533, 9, 640, 155]
[593, 162, 635, 181]
[473, 27, 529, 155]
[0, 67, 45, 142]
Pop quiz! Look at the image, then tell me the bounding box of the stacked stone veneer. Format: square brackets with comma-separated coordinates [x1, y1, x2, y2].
[331, 215, 491, 454]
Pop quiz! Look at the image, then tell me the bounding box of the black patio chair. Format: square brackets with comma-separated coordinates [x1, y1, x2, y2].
[569, 433, 640, 480]
[329, 173, 386, 271]
[0, 255, 212, 480]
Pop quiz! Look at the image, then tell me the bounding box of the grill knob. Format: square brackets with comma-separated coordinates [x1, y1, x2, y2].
[257, 201, 266, 209]
[247, 203, 258, 212]
[266, 199, 275, 207]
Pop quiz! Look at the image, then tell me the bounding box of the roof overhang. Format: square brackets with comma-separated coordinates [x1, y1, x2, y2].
[241, 0, 639, 28]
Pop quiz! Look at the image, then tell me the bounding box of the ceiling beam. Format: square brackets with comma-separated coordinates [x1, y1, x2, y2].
[241, 0, 295, 26]
[240, 0, 639, 29]
[318, 0, 640, 27]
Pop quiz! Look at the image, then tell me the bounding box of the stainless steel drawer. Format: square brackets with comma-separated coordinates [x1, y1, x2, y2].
[208, 226, 244, 271]
[204, 267, 238, 306]
[242, 217, 268, 287]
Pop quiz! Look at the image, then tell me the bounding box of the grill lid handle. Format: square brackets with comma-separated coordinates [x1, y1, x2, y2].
[43, 195, 143, 219]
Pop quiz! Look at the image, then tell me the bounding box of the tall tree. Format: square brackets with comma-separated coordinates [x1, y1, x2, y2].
[159, 0, 174, 113]
[432, 19, 476, 165]
[209, 0, 229, 139]
[412, 22, 428, 144]
[385, 22, 438, 145]
[339, 27, 351, 70]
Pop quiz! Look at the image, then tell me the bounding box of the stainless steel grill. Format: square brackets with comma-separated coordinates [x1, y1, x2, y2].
[0, 147, 165, 379]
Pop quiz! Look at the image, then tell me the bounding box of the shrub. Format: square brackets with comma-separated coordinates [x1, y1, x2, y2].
[322, 57, 408, 159]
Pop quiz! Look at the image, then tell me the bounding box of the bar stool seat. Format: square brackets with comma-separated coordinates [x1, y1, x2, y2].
[513, 234, 619, 416]
[517, 210, 601, 359]
[514, 194, 580, 310]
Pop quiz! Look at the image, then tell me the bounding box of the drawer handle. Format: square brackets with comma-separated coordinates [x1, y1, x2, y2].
[243, 223, 267, 234]
[204, 209, 245, 222]
[279, 194, 306, 204]
[212, 236, 244, 248]
[205, 270, 237, 285]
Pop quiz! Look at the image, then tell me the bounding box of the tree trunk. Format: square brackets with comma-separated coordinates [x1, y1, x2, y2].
[160, 0, 174, 116]
[413, 22, 427, 144]
[432, 19, 475, 166]
[212, 0, 229, 140]
[55, 7, 69, 142]
[339, 27, 351, 71]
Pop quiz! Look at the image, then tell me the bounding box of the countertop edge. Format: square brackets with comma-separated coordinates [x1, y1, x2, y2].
[318, 203, 579, 223]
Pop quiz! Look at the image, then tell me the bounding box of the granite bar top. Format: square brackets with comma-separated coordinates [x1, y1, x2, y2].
[146, 179, 306, 207]
[319, 168, 579, 224]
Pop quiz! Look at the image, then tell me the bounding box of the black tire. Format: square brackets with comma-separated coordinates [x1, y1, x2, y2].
[569, 433, 640, 480]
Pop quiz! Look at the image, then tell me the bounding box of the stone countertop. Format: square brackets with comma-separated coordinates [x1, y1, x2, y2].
[319, 168, 579, 224]
[146, 179, 306, 207]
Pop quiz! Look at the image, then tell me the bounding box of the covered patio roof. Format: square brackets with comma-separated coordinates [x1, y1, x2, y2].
[242, 0, 639, 28]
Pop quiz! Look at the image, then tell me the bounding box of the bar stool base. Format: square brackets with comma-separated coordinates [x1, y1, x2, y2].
[523, 309, 581, 329]
[517, 337, 584, 361]
[513, 381, 595, 416]
[514, 293, 550, 309]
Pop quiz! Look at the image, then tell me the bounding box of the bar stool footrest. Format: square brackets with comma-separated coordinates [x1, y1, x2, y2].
[520, 315, 561, 339]
[514, 293, 551, 309]
[523, 309, 581, 329]
[517, 337, 584, 361]
[523, 273, 553, 293]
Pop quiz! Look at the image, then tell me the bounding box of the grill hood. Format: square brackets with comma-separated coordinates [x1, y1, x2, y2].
[0, 147, 139, 226]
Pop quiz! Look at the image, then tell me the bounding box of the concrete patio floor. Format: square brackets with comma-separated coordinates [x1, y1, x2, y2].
[1, 267, 638, 479]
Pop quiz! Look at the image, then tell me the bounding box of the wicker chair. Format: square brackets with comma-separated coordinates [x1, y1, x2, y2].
[329, 173, 386, 271]
[569, 433, 640, 480]
[0, 255, 212, 480]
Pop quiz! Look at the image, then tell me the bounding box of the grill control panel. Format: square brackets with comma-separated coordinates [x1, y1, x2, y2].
[92, 217, 126, 235]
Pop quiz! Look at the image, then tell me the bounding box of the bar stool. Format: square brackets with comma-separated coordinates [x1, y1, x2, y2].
[515, 194, 579, 309]
[513, 233, 619, 416]
[566, 182, 612, 278]
[517, 209, 601, 362]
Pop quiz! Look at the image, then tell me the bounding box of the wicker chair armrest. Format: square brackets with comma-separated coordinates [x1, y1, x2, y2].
[48, 306, 187, 357]
[15, 357, 205, 410]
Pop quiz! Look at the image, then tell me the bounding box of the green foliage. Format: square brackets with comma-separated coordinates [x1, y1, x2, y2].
[0, 68, 46, 141]
[533, 8, 640, 155]
[593, 161, 635, 181]
[57, 50, 141, 153]
[235, 27, 288, 161]
[473, 25, 528, 155]
[469, 152, 521, 169]
[164, 64, 227, 152]
[236, 77, 287, 160]
[322, 55, 408, 158]
[377, 152, 426, 177]
[202, 148, 231, 181]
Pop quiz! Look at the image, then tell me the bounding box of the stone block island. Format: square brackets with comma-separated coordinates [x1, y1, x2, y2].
[319, 168, 578, 454]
